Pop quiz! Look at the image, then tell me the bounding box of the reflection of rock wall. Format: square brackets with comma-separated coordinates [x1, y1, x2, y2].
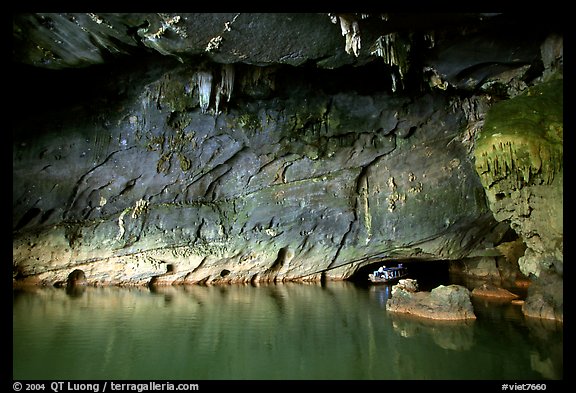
[389, 312, 475, 350]
[525, 317, 564, 380]
[13, 283, 562, 379]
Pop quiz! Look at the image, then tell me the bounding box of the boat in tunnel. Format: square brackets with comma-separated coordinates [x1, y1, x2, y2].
[368, 263, 408, 284]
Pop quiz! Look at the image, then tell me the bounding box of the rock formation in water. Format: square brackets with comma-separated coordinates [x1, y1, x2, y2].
[386, 283, 477, 320]
[12, 13, 563, 321]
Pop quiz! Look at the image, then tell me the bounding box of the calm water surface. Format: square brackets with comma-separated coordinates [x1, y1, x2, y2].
[13, 281, 562, 380]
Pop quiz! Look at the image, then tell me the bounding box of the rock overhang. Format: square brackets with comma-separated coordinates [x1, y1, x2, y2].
[12, 12, 563, 295]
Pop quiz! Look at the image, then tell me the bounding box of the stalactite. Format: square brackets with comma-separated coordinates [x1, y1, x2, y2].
[221, 63, 235, 103]
[196, 71, 213, 114]
[339, 15, 361, 57]
[475, 138, 561, 190]
[423, 32, 435, 49]
[329, 13, 361, 57]
[213, 64, 234, 115]
[214, 83, 222, 115]
[370, 33, 410, 92]
[474, 79, 563, 190]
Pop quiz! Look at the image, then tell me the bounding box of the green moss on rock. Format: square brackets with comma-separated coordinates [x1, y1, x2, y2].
[474, 79, 563, 190]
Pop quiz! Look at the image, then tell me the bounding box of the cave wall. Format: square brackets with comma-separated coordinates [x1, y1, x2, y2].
[12, 13, 562, 310]
[474, 77, 563, 321]
[12, 60, 499, 285]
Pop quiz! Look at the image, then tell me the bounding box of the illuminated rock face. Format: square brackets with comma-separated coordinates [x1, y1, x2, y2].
[12, 13, 562, 312]
[12, 66, 498, 286]
[386, 284, 477, 321]
[474, 79, 563, 277]
[473, 79, 563, 321]
[474, 80, 563, 195]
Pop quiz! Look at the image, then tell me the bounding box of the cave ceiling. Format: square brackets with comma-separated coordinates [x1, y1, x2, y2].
[13, 12, 552, 79]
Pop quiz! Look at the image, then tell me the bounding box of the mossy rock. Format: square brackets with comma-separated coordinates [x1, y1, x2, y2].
[474, 79, 563, 190]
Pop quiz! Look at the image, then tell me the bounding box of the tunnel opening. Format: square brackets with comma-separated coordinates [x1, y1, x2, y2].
[348, 259, 451, 291]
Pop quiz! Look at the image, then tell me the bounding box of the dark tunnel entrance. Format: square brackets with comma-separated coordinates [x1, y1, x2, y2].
[348, 259, 451, 291]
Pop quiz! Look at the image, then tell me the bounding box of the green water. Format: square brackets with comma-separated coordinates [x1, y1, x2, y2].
[13, 282, 562, 380]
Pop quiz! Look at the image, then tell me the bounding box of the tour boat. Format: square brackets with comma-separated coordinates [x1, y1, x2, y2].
[368, 264, 408, 284]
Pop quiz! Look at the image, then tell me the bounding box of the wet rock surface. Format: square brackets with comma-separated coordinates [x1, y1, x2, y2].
[12, 13, 562, 322]
[386, 283, 477, 320]
[471, 283, 520, 300]
[473, 79, 563, 322]
[12, 66, 497, 286]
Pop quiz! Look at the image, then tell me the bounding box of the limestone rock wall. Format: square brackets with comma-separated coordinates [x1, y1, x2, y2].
[13, 60, 498, 286]
[473, 78, 563, 322]
[13, 13, 562, 299]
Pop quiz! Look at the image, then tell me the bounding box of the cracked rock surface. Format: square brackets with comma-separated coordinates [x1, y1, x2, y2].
[13, 59, 498, 285]
[13, 13, 562, 302]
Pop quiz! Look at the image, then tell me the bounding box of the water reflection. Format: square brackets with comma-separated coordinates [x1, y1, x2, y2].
[13, 282, 562, 380]
[388, 313, 475, 350]
[524, 318, 564, 380]
[370, 284, 475, 350]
